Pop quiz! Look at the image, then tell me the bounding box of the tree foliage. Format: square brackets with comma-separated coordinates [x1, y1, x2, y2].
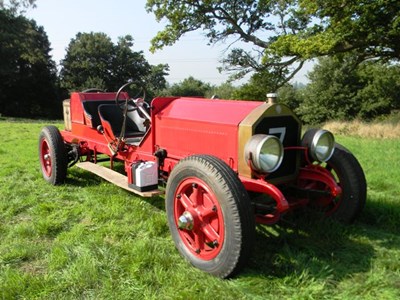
[355, 62, 400, 119]
[276, 83, 304, 111]
[0, 8, 58, 118]
[232, 71, 281, 101]
[298, 55, 400, 124]
[206, 82, 237, 100]
[163, 76, 211, 97]
[0, 0, 36, 14]
[60, 32, 169, 96]
[146, 0, 400, 88]
[144, 63, 170, 99]
[232, 73, 303, 112]
[290, 0, 400, 61]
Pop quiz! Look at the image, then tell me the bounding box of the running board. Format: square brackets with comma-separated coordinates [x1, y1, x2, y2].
[76, 161, 164, 197]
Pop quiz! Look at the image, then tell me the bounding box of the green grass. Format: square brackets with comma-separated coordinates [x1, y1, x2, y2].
[1, 119, 399, 299]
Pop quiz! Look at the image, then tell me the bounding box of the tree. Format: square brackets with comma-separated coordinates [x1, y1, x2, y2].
[145, 63, 170, 99]
[206, 82, 238, 100]
[232, 71, 280, 101]
[298, 55, 363, 124]
[163, 76, 211, 97]
[60, 32, 114, 92]
[0, 0, 36, 14]
[232, 72, 303, 110]
[298, 55, 400, 124]
[355, 62, 400, 120]
[60, 32, 169, 95]
[276, 83, 304, 112]
[286, 0, 400, 61]
[146, 0, 400, 88]
[0, 8, 58, 118]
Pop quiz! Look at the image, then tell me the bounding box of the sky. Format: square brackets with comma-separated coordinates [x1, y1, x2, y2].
[26, 0, 310, 86]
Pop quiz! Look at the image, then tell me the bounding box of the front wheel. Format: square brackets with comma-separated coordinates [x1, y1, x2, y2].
[38, 126, 67, 185]
[166, 155, 255, 278]
[310, 143, 367, 223]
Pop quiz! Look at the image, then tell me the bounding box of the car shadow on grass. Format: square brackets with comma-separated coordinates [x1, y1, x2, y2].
[66, 167, 167, 210]
[243, 212, 376, 281]
[359, 198, 400, 236]
[66, 168, 104, 187]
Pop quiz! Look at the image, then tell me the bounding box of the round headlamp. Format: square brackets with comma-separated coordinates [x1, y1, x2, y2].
[244, 134, 284, 173]
[302, 129, 335, 162]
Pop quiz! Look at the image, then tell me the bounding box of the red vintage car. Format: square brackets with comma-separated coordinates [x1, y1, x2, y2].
[39, 83, 366, 278]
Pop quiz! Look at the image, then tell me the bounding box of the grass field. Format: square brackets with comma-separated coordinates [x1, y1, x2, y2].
[1, 119, 399, 299]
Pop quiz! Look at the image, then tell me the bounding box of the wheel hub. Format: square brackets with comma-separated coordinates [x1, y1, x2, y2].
[178, 211, 194, 230]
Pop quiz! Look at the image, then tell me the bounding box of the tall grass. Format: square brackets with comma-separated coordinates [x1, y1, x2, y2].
[323, 113, 400, 139]
[1, 119, 399, 299]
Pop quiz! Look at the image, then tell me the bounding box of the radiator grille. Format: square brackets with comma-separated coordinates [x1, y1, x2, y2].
[255, 115, 301, 182]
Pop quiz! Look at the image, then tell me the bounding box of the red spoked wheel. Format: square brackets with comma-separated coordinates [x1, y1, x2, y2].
[174, 177, 224, 260]
[40, 138, 52, 178]
[38, 126, 67, 185]
[304, 143, 367, 223]
[166, 155, 255, 278]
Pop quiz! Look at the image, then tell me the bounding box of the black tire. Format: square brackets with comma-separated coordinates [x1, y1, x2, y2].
[324, 143, 367, 223]
[166, 155, 255, 278]
[38, 126, 67, 185]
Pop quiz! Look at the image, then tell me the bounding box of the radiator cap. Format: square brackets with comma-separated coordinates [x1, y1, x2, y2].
[266, 93, 277, 104]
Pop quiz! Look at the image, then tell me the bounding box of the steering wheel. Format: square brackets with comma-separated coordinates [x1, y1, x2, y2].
[81, 88, 105, 93]
[115, 81, 146, 112]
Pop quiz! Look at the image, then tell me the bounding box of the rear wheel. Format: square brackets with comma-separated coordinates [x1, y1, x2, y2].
[166, 155, 255, 278]
[39, 126, 67, 185]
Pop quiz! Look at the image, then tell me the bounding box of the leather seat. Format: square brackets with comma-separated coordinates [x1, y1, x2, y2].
[98, 104, 144, 138]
